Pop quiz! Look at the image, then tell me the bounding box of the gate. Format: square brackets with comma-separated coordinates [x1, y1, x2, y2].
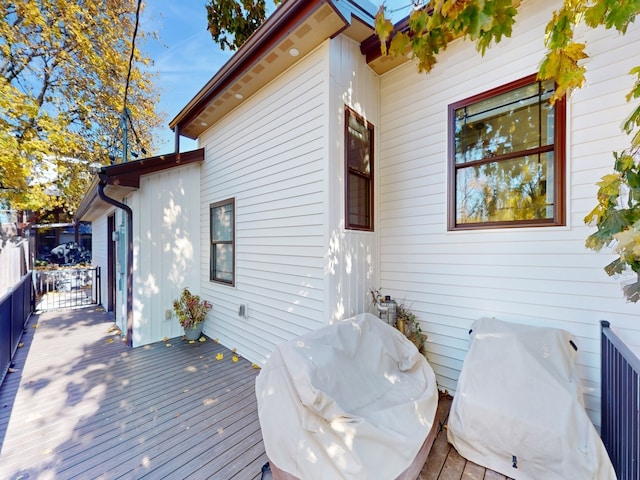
[33, 267, 100, 311]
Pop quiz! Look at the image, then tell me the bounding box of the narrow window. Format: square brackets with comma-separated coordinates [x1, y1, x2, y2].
[448, 74, 566, 230]
[210, 198, 234, 285]
[345, 107, 374, 231]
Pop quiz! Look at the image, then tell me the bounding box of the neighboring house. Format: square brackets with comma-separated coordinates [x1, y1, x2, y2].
[77, 0, 640, 428]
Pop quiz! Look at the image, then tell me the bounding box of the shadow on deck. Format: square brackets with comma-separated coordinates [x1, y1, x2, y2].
[0, 307, 507, 480]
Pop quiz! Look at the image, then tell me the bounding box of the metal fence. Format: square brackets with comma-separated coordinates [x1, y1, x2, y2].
[601, 320, 640, 480]
[0, 271, 33, 385]
[33, 267, 100, 311]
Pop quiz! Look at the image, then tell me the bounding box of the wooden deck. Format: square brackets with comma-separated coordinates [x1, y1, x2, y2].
[0, 307, 508, 480]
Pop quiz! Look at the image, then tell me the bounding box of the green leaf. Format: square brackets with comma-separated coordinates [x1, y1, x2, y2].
[375, 6, 395, 56]
[605, 257, 627, 276]
[622, 278, 640, 302]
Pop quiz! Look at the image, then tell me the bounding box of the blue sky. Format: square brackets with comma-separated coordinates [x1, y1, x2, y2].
[141, 0, 415, 153]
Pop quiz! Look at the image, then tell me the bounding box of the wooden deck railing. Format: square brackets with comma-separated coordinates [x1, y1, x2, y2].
[601, 320, 640, 480]
[0, 271, 33, 385]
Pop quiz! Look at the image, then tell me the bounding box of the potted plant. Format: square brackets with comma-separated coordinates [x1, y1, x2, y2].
[173, 288, 212, 341]
[370, 289, 427, 353]
[397, 302, 427, 353]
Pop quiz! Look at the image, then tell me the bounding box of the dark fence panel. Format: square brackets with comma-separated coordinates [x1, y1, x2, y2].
[601, 320, 640, 480]
[0, 272, 33, 386]
[0, 290, 11, 386]
[34, 267, 100, 311]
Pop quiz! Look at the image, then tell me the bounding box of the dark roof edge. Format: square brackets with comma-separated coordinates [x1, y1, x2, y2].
[74, 148, 204, 221]
[102, 148, 205, 188]
[360, 14, 410, 63]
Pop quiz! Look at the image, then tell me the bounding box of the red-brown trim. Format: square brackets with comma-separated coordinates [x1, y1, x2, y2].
[344, 106, 375, 232]
[102, 148, 205, 188]
[447, 74, 567, 230]
[360, 15, 411, 64]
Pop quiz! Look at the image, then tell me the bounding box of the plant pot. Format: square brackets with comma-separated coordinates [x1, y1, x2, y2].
[183, 322, 204, 341]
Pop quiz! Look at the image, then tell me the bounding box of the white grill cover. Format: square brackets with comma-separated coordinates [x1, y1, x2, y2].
[447, 318, 616, 480]
[255, 313, 438, 480]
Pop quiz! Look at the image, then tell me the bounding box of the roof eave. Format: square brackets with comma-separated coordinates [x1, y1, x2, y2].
[75, 148, 205, 222]
[170, 0, 378, 140]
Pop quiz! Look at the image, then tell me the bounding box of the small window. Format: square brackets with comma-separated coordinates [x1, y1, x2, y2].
[448, 74, 566, 230]
[345, 107, 374, 231]
[210, 198, 234, 285]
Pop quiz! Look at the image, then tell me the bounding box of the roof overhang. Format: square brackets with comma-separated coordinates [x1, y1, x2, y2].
[169, 0, 378, 140]
[75, 148, 204, 222]
[360, 15, 413, 75]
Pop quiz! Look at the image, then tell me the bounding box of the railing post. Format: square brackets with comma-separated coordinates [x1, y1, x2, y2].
[601, 320, 640, 480]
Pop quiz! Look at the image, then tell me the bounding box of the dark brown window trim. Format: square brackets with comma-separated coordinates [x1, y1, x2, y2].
[345, 106, 375, 232]
[447, 73, 566, 231]
[210, 198, 235, 287]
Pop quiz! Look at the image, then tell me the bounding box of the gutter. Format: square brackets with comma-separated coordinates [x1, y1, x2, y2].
[98, 172, 133, 348]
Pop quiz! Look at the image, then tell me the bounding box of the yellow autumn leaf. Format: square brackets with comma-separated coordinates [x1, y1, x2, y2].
[188, 340, 196, 344]
[198, 336, 206, 342]
[214, 338, 219, 344]
[32, 324, 38, 329]
[0, 0, 161, 214]
[166, 343, 172, 347]
[106, 338, 114, 344]
[252, 364, 260, 369]
[231, 347, 237, 353]
[216, 353, 224, 360]
[163, 336, 169, 342]
[232, 355, 239, 363]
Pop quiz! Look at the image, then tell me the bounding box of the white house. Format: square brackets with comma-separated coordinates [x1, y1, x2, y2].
[78, 0, 640, 427]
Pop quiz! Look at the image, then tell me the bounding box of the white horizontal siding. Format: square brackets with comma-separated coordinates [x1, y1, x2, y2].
[198, 43, 331, 364]
[378, 0, 640, 426]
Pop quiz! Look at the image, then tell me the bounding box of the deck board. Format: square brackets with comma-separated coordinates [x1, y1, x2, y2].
[0, 307, 265, 480]
[0, 306, 510, 480]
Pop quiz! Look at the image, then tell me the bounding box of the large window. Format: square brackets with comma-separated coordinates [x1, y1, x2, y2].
[345, 107, 374, 231]
[210, 198, 234, 285]
[448, 74, 566, 230]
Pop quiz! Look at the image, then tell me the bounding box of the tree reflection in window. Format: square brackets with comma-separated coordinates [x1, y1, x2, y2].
[449, 75, 565, 229]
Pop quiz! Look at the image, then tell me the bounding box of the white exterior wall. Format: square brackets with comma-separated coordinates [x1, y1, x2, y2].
[198, 38, 379, 366]
[378, 0, 640, 427]
[327, 36, 380, 323]
[129, 164, 201, 346]
[90, 209, 113, 312]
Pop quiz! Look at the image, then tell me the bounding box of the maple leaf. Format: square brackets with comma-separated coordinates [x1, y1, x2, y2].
[374, 6, 395, 56]
[216, 353, 224, 361]
[232, 355, 239, 363]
